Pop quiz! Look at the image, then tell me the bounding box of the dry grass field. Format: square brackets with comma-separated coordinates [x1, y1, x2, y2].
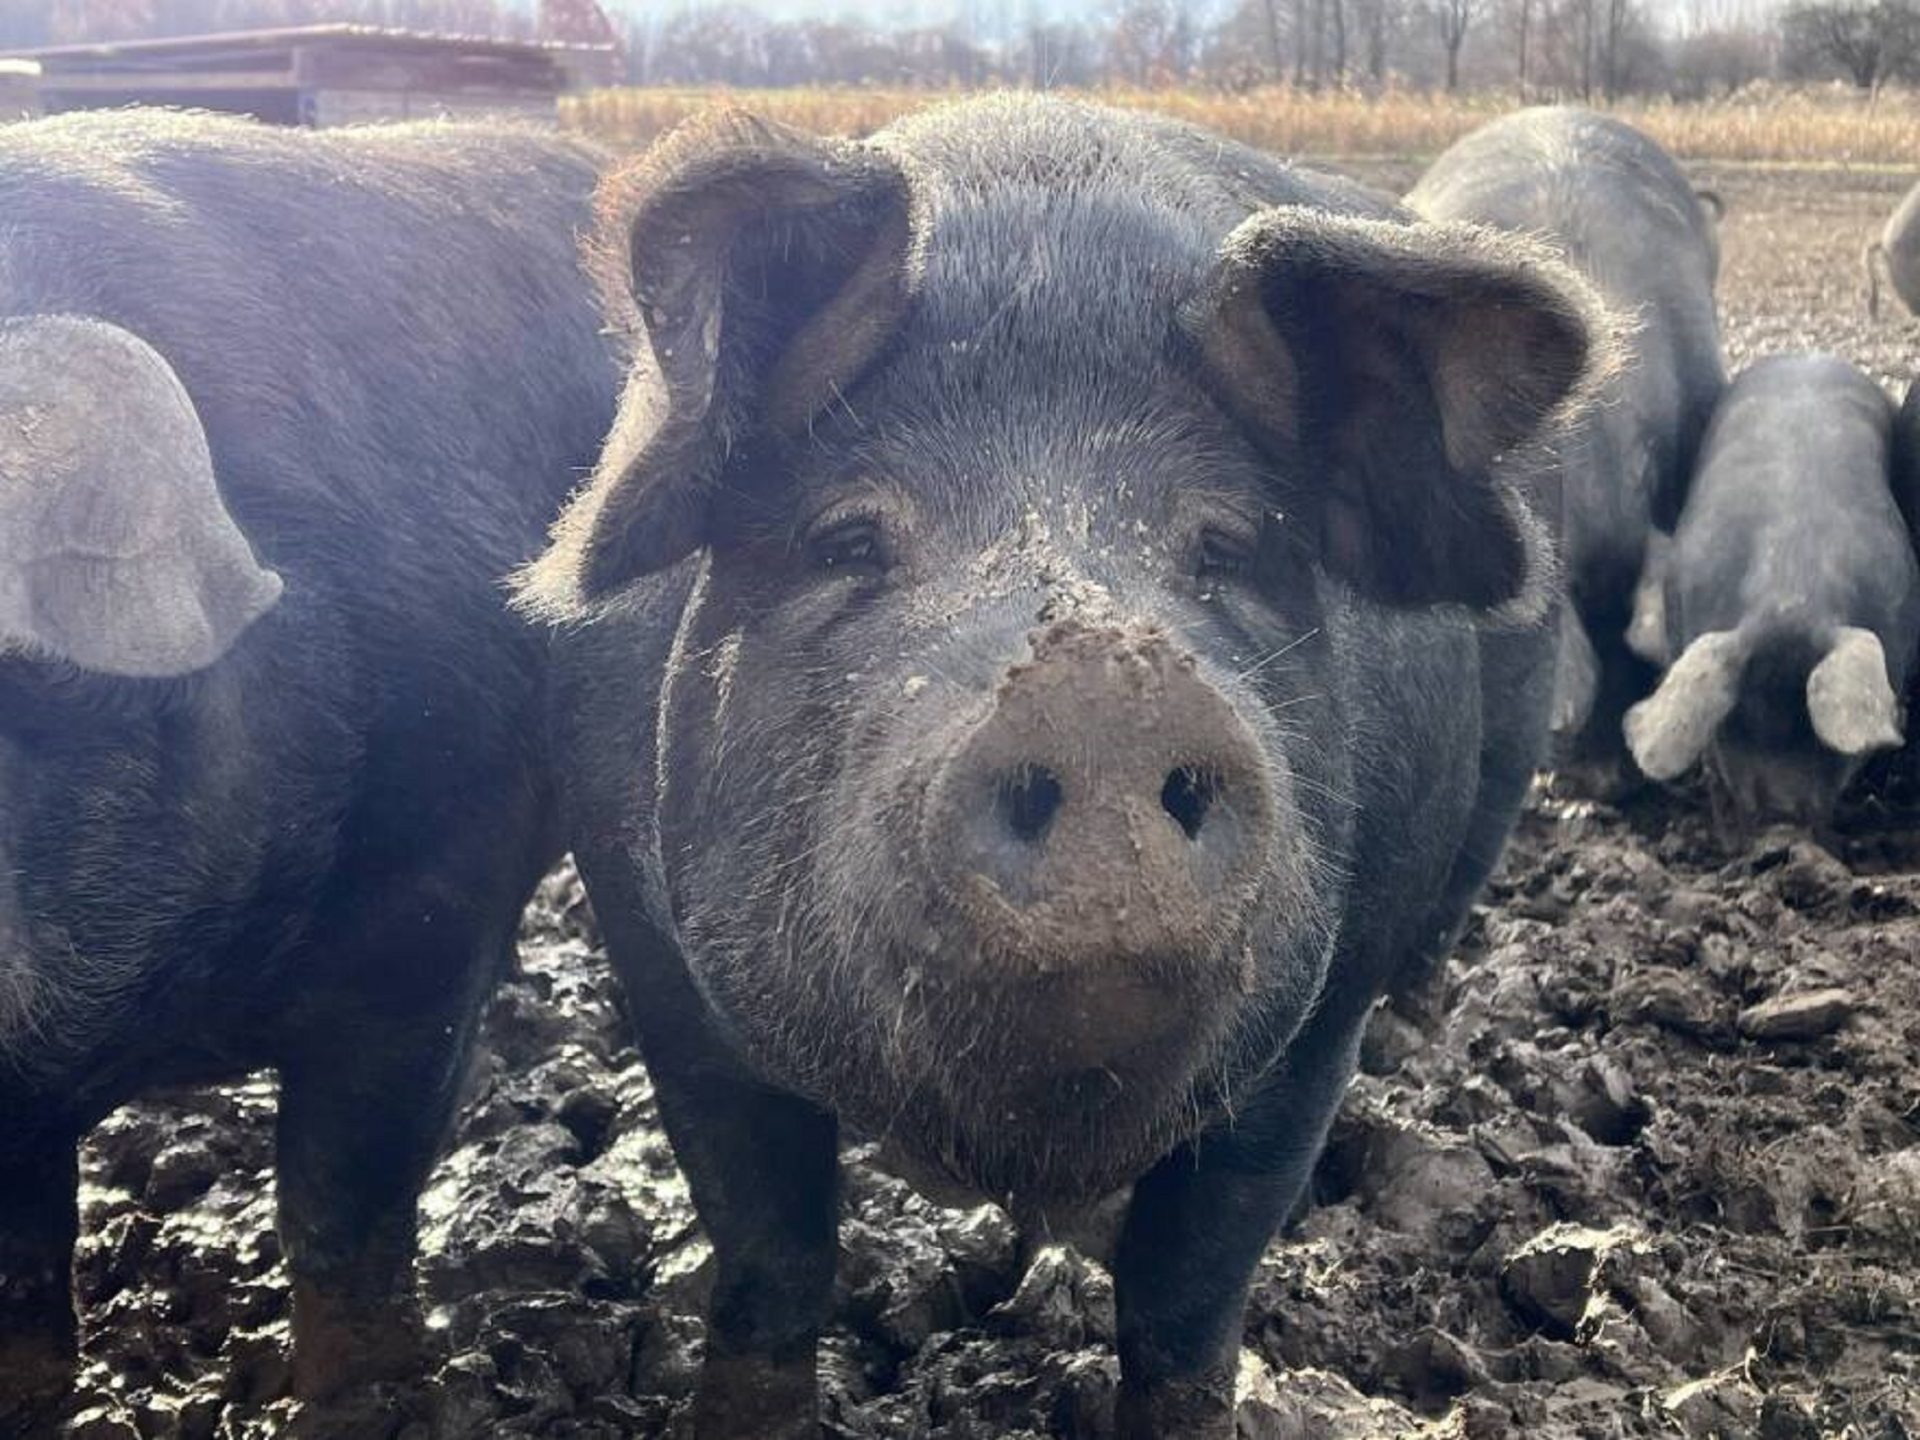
[47, 109, 1920, 1440]
[566, 82, 1920, 166]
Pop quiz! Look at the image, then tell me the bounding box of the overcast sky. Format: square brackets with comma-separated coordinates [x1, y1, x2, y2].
[601, 0, 1079, 26]
[595, 0, 1783, 34]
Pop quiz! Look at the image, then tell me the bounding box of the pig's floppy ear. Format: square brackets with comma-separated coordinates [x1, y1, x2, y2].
[521, 110, 917, 615]
[1807, 626, 1904, 757]
[1623, 629, 1744, 781]
[1187, 211, 1610, 618]
[0, 316, 281, 677]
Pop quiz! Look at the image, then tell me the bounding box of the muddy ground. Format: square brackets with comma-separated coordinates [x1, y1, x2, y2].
[50, 164, 1920, 1439]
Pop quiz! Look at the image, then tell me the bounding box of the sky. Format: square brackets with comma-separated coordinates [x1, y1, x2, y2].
[593, 0, 1785, 34]
[600, 0, 1082, 26]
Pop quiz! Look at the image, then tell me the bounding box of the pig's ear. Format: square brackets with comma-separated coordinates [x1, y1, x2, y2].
[1623, 630, 1744, 781]
[520, 110, 917, 615]
[0, 316, 281, 678]
[1188, 211, 1611, 618]
[1807, 627, 1904, 756]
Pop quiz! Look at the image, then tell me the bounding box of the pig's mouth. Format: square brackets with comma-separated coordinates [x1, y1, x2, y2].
[831, 937, 1257, 1204]
[682, 791, 1313, 1204]
[994, 967, 1205, 1075]
[882, 1055, 1225, 1205]
[779, 617, 1327, 1201]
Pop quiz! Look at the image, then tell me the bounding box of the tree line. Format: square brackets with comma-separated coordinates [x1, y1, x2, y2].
[7, 0, 1920, 99]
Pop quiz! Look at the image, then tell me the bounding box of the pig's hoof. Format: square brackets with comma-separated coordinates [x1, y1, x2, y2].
[286, 1391, 418, 1440]
[1115, 1372, 1234, 1440]
[0, 1328, 76, 1427]
[693, 1351, 820, 1439]
[289, 1281, 425, 1402]
[1549, 755, 1644, 805]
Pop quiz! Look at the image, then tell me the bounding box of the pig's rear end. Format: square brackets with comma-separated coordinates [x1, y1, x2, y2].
[0, 110, 615, 1424]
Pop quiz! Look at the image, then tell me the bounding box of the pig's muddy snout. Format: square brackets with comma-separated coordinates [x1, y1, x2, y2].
[922, 619, 1277, 981]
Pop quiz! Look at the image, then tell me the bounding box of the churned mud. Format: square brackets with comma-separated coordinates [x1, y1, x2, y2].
[51, 164, 1920, 1438]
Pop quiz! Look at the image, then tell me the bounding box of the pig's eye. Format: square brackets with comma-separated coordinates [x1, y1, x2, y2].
[809, 516, 889, 579]
[1195, 528, 1254, 583]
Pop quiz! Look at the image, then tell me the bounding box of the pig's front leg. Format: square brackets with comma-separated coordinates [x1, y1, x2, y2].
[671, 1063, 838, 1440]
[276, 974, 488, 1404]
[1110, 994, 1373, 1439]
[611, 926, 839, 1439]
[0, 1129, 80, 1431]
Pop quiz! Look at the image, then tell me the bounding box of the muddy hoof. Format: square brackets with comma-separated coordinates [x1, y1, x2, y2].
[289, 1281, 425, 1402]
[1549, 755, 1647, 805]
[287, 1388, 422, 1440]
[694, 1351, 820, 1439]
[1115, 1371, 1234, 1440]
[0, 1330, 77, 1431]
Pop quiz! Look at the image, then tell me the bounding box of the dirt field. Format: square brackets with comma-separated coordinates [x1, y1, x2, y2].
[53, 164, 1920, 1439]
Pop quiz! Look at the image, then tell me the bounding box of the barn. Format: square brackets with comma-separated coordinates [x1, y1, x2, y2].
[0, 58, 38, 119]
[5, 24, 617, 128]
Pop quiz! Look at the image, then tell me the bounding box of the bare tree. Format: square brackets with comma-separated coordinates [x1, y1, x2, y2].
[0, 0, 1858, 102]
[1511, 0, 1534, 94]
[1200, 0, 1295, 83]
[1431, 0, 1476, 87]
[1261, 0, 1286, 74]
[1599, 0, 1632, 94]
[1347, 0, 1399, 80]
[1670, 20, 1772, 95]
[1780, 0, 1920, 88]
[1107, 0, 1199, 84]
[1562, 0, 1598, 97]
[1021, 18, 1098, 85]
[540, 0, 616, 45]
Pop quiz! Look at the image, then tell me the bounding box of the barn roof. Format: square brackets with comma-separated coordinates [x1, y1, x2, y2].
[13, 23, 611, 67]
[0, 23, 620, 121]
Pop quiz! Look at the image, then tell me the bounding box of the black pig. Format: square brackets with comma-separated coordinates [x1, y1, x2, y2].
[1408, 107, 1725, 773]
[1866, 177, 1920, 319]
[524, 97, 1609, 1437]
[0, 111, 614, 1424]
[1626, 354, 1919, 829]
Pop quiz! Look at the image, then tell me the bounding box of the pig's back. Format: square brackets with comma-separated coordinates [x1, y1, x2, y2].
[1409, 106, 1715, 330]
[0, 109, 615, 597]
[1675, 356, 1914, 645]
[0, 111, 616, 1087]
[877, 93, 1399, 238]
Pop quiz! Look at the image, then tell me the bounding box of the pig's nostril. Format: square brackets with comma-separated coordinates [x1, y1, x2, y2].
[997, 765, 1064, 844]
[1161, 765, 1218, 840]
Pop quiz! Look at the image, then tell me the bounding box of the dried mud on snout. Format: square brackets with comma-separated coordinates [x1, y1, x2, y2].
[57, 165, 1920, 1437]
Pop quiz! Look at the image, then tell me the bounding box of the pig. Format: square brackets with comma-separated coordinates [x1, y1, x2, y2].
[1408, 107, 1726, 774]
[1895, 372, 1920, 539]
[1625, 354, 1919, 831]
[1891, 377, 1920, 755]
[0, 110, 614, 1426]
[1865, 178, 1920, 319]
[520, 96, 1610, 1437]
